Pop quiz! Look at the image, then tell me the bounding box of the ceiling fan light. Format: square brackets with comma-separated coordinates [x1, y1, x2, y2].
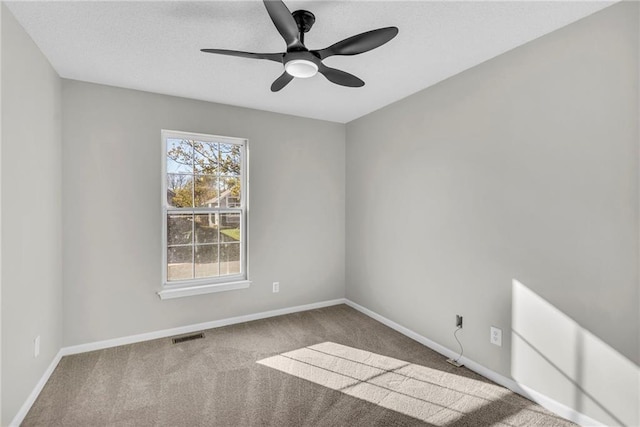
[285, 59, 318, 78]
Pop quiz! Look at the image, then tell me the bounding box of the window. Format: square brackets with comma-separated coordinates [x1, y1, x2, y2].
[160, 130, 249, 299]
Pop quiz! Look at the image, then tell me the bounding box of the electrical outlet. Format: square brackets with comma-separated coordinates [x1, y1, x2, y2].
[456, 315, 463, 328]
[34, 335, 40, 358]
[490, 326, 502, 347]
[272, 282, 279, 293]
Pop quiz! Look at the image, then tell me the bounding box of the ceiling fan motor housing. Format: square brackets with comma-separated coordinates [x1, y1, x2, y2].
[283, 51, 321, 66]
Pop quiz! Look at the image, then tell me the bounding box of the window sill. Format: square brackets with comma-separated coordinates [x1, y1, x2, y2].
[157, 280, 251, 300]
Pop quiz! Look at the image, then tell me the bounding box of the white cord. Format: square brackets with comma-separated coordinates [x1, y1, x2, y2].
[453, 326, 464, 363]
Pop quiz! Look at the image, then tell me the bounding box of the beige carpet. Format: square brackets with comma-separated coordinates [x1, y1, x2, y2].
[23, 304, 576, 426]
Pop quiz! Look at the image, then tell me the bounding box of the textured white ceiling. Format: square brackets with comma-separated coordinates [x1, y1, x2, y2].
[6, 1, 615, 123]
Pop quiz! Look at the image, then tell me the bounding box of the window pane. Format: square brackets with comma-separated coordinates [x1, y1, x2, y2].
[164, 132, 246, 285]
[167, 214, 193, 245]
[167, 174, 193, 207]
[219, 143, 241, 176]
[220, 243, 240, 275]
[194, 214, 219, 244]
[220, 176, 241, 207]
[194, 175, 219, 207]
[220, 213, 241, 242]
[167, 139, 193, 174]
[167, 246, 193, 281]
[195, 244, 219, 278]
[194, 141, 218, 174]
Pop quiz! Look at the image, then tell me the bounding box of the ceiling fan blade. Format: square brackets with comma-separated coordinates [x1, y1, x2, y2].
[313, 27, 399, 60]
[201, 49, 283, 63]
[318, 64, 364, 88]
[263, 0, 304, 50]
[271, 71, 294, 92]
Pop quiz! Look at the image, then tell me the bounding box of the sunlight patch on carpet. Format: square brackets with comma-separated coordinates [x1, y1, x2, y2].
[257, 342, 537, 425]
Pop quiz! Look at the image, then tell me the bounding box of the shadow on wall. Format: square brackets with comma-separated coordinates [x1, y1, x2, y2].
[511, 279, 639, 426]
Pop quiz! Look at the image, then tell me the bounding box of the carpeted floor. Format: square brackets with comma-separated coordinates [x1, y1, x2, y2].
[23, 304, 576, 426]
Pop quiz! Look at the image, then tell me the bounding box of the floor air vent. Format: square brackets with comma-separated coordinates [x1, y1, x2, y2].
[172, 332, 205, 344]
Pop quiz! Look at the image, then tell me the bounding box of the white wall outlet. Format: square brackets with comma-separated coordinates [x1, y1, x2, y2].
[490, 326, 502, 347]
[272, 282, 279, 293]
[34, 335, 40, 358]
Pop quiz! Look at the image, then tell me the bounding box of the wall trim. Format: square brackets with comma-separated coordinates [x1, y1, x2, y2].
[344, 298, 605, 427]
[12, 297, 604, 427]
[61, 298, 347, 356]
[10, 349, 64, 427]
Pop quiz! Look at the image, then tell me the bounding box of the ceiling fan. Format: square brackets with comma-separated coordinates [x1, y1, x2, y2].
[201, 0, 399, 92]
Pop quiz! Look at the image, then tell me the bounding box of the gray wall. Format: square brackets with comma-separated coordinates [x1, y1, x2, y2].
[1, 5, 3, 423]
[1, 4, 63, 425]
[346, 2, 638, 426]
[2, 2, 638, 425]
[62, 80, 345, 346]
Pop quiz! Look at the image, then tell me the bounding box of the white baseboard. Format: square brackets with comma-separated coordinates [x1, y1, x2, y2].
[344, 299, 604, 427]
[10, 349, 64, 427]
[62, 298, 348, 356]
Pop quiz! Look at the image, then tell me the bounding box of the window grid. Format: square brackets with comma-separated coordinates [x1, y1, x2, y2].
[163, 130, 247, 287]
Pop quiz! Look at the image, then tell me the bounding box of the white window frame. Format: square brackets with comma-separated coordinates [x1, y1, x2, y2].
[158, 130, 250, 300]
